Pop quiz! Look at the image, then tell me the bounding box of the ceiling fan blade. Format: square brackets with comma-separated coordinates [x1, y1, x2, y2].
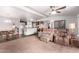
[56, 11, 61, 13]
[56, 6, 66, 10]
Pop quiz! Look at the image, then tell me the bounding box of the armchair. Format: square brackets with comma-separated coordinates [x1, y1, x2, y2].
[38, 28, 54, 43]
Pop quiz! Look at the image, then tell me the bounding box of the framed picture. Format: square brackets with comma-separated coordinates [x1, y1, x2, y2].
[54, 20, 65, 29]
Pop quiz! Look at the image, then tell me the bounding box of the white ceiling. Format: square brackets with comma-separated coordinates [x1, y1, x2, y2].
[0, 6, 42, 20]
[16, 6, 79, 20]
[29, 6, 79, 16]
[0, 6, 79, 21]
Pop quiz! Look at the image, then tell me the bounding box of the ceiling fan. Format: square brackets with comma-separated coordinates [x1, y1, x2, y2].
[49, 6, 66, 15]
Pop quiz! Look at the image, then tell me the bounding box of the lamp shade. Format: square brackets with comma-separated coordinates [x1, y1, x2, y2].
[69, 23, 75, 29]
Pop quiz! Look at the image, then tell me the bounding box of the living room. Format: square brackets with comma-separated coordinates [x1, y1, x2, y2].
[0, 6, 79, 52]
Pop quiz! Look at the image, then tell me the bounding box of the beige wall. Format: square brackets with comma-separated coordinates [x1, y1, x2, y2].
[40, 15, 78, 35]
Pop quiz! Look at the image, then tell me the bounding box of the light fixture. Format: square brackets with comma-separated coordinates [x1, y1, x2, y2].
[12, 24, 16, 28]
[69, 23, 75, 33]
[4, 20, 12, 23]
[50, 11, 57, 15]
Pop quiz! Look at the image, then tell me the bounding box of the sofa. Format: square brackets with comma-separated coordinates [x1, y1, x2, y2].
[38, 28, 76, 46]
[38, 28, 54, 43]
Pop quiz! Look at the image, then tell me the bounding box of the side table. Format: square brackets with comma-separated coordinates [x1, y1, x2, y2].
[71, 38, 79, 48]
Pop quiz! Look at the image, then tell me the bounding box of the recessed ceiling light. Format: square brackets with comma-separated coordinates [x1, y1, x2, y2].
[4, 20, 12, 23]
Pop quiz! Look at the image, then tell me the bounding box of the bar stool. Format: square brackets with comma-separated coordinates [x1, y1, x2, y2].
[1, 31, 7, 41]
[7, 30, 14, 40]
[0, 31, 4, 42]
